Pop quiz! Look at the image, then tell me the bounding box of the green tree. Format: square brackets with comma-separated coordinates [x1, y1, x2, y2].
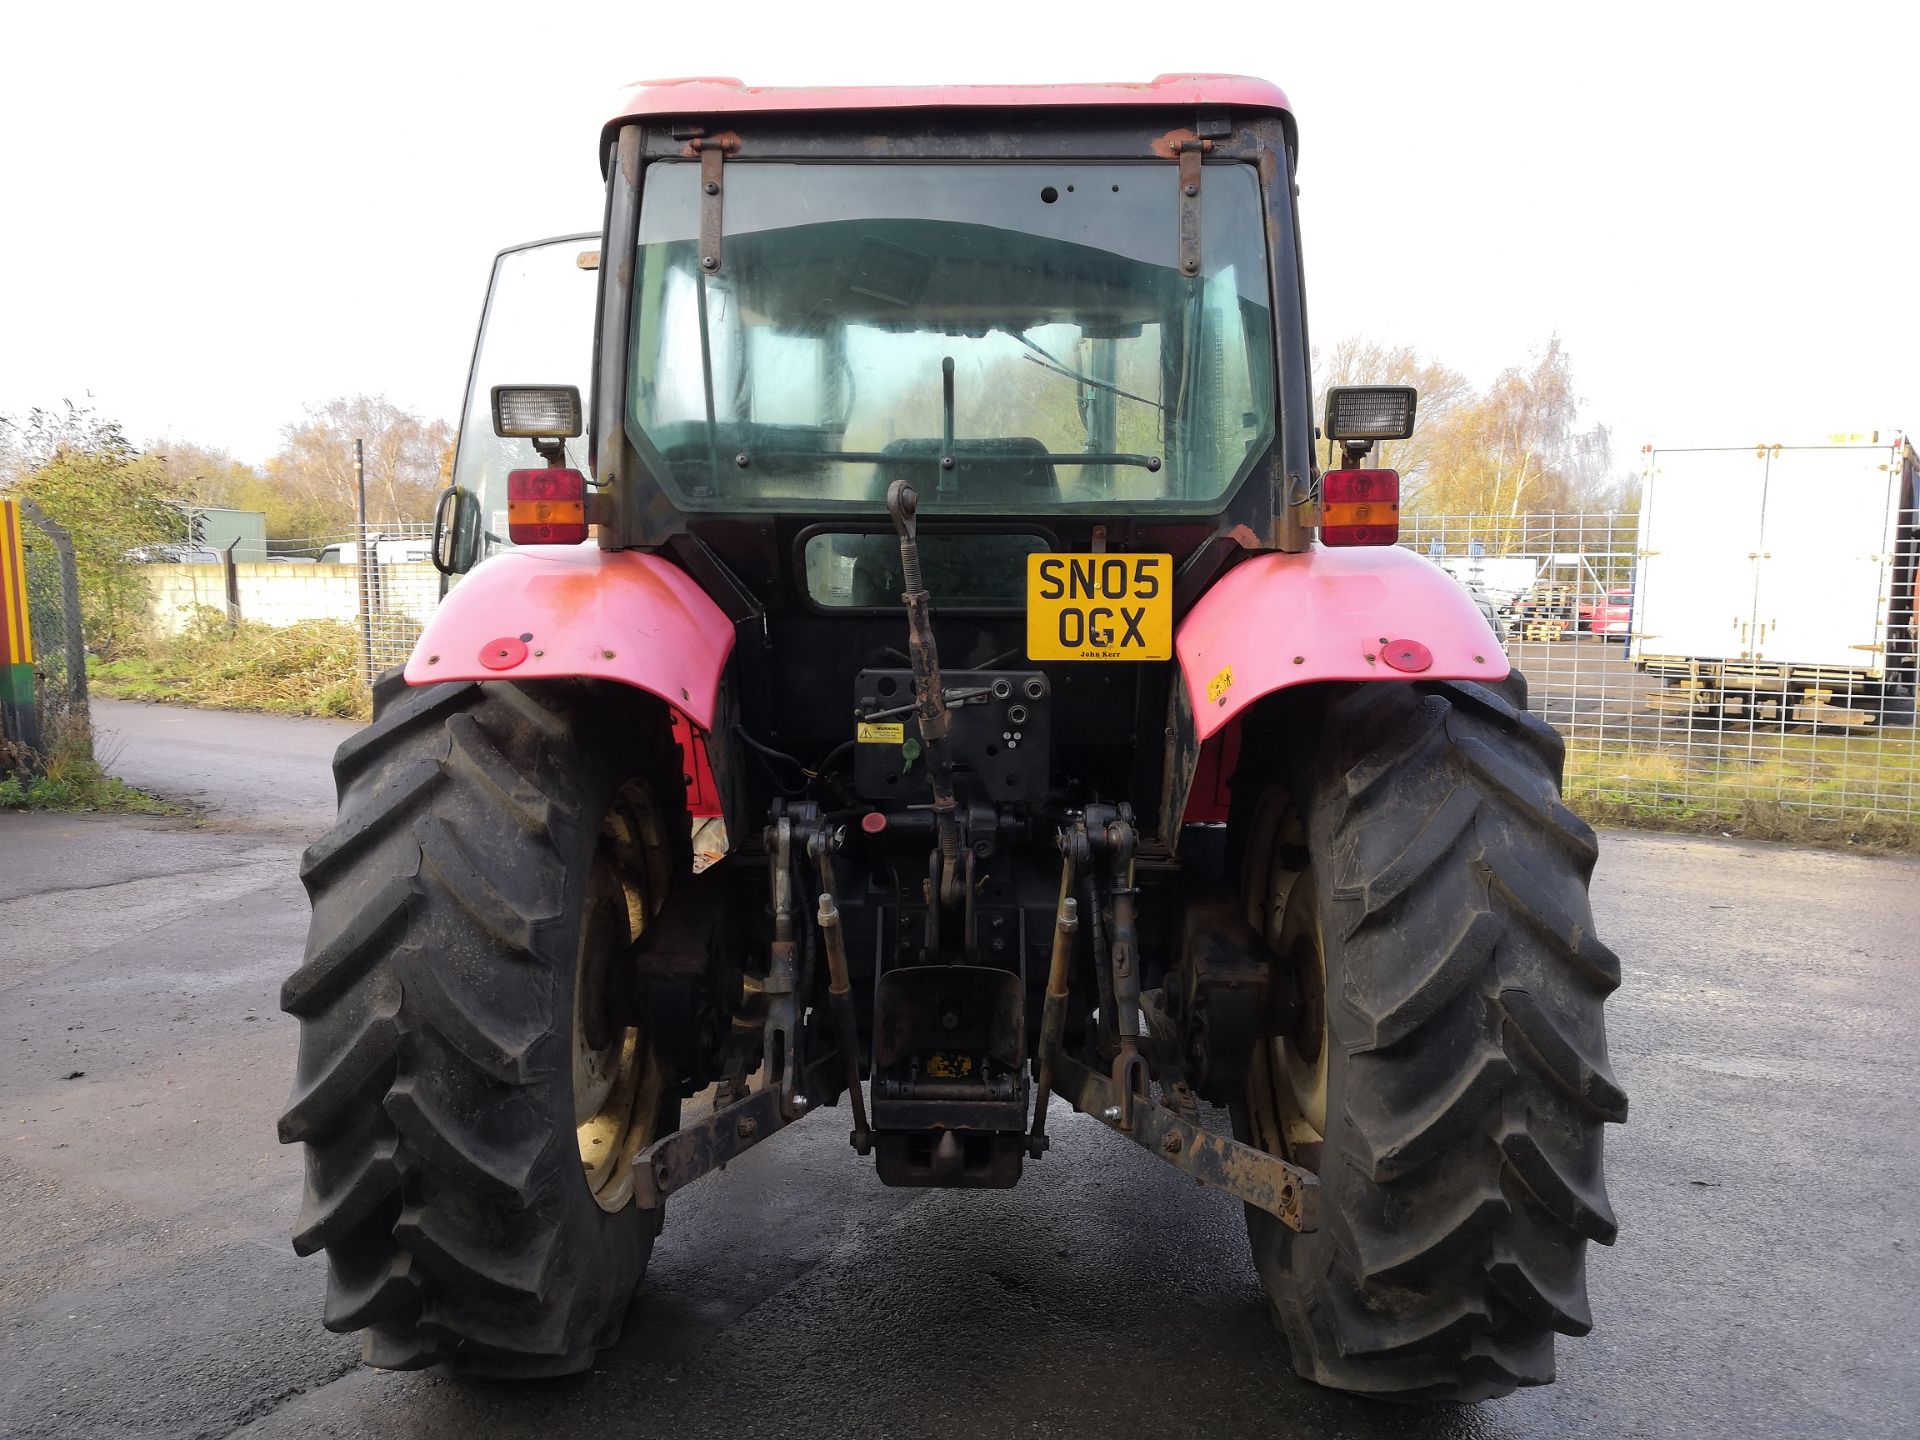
[2, 403, 185, 657]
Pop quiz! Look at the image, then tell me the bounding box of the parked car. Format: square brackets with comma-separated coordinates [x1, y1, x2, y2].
[1441, 571, 1512, 645]
[125, 544, 223, 563]
[316, 538, 433, 566]
[1466, 585, 1511, 644]
[1580, 588, 1634, 640]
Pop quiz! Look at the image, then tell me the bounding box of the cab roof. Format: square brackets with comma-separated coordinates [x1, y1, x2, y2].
[604, 74, 1292, 131]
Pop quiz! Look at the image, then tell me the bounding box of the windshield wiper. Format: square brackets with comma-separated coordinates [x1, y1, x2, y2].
[1008, 332, 1163, 410]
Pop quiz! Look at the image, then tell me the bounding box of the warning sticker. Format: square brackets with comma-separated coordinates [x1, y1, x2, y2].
[857, 721, 905, 745]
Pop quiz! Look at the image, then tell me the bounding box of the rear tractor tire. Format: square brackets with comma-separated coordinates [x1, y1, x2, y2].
[278, 671, 690, 1376]
[1231, 675, 1626, 1402]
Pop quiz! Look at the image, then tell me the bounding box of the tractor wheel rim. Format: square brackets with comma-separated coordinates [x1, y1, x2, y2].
[573, 787, 669, 1213]
[1244, 794, 1328, 1157]
[1273, 869, 1329, 1144]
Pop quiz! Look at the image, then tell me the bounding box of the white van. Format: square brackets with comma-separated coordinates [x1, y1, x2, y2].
[317, 538, 434, 566]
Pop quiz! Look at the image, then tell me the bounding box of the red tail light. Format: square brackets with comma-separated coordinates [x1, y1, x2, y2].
[507, 468, 589, 545]
[1320, 469, 1400, 547]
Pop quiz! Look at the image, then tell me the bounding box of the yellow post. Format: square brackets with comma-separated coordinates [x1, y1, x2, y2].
[1, 499, 39, 751]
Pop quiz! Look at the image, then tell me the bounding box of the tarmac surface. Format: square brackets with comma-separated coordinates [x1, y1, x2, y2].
[0, 698, 1915, 1439]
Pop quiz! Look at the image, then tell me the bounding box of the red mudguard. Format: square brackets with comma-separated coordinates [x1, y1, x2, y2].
[1175, 545, 1509, 743]
[403, 546, 735, 731]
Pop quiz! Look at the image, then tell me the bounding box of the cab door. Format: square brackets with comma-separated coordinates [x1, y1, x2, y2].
[451, 236, 601, 556]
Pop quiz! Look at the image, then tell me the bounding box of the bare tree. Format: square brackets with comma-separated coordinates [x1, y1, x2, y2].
[1311, 339, 1473, 501]
[267, 395, 454, 529]
[151, 439, 263, 504]
[1407, 337, 1617, 524]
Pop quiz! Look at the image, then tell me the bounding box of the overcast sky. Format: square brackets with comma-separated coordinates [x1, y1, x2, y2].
[3, 0, 1914, 475]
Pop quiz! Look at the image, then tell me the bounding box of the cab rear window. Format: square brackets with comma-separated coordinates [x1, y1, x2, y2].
[803, 532, 1047, 609]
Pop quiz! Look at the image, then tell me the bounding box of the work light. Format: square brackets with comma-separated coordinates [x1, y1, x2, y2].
[492, 385, 584, 441]
[1323, 386, 1417, 443]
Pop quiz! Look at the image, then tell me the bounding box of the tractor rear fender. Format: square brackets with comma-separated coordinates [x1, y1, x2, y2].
[1176, 545, 1509, 744]
[403, 546, 736, 731]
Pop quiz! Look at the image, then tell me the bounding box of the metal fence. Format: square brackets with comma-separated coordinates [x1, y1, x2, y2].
[1403, 510, 1919, 844]
[352, 521, 441, 681]
[312, 507, 1920, 846]
[18, 501, 89, 752]
[254, 521, 442, 682]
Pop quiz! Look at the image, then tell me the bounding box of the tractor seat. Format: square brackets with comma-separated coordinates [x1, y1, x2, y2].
[875, 436, 1059, 506]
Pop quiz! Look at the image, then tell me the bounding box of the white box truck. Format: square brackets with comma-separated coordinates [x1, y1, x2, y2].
[1632, 434, 1918, 724]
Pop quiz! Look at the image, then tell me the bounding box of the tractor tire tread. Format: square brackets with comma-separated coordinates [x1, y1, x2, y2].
[1242, 673, 1623, 1402]
[281, 675, 677, 1374]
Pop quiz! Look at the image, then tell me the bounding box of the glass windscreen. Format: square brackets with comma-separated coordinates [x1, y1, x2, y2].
[628, 162, 1274, 513]
[451, 237, 598, 552]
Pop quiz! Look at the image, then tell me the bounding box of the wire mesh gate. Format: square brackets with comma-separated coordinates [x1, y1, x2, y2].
[1402, 510, 1920, 842]
[351, 521, 441, 682]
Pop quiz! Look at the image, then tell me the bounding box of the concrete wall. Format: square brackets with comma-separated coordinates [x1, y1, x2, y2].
[142, 562, 440, 635]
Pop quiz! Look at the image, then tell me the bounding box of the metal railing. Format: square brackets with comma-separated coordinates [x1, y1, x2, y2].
[1403, 510, 1919, 844]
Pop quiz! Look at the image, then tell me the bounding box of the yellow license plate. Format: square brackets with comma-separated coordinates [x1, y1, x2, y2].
[1026, 553, 1173, 661]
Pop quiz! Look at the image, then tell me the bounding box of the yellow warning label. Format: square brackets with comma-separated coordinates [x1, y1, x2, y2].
[857, 721, 905, 745]
[1207, 665, 1234, 704]
[927, 1052, 975, 1079]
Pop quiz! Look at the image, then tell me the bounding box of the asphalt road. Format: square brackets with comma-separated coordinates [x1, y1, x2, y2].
[1, 700, 1915, 1439]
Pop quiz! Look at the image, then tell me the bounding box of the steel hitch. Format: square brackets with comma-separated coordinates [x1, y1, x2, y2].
[762, 810, 806, 1122]
[868, 962, 1029, 1188]
[1100, 809, 1147, 1131]
[630, 1052, 841, 1211]
[1027, 820, 1089, 1157]
[809, 825, 874, 1155]
[1048, 1045, 1321, 1234]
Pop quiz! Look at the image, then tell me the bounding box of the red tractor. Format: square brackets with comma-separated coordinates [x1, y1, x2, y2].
[279, 76, 1623, 1402]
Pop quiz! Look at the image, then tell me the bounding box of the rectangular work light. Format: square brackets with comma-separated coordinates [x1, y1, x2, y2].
[492, 384, 584, 440]
[1323, 385, 1417, 443]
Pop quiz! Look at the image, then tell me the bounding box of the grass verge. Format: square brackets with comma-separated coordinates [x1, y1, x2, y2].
[90, 612, 370, 720]
[0, 727, 175, 815]
[1565, 731, 1920, 852]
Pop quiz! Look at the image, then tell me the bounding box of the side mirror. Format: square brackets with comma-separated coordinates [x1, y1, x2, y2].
[432, 486, 484, 576]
